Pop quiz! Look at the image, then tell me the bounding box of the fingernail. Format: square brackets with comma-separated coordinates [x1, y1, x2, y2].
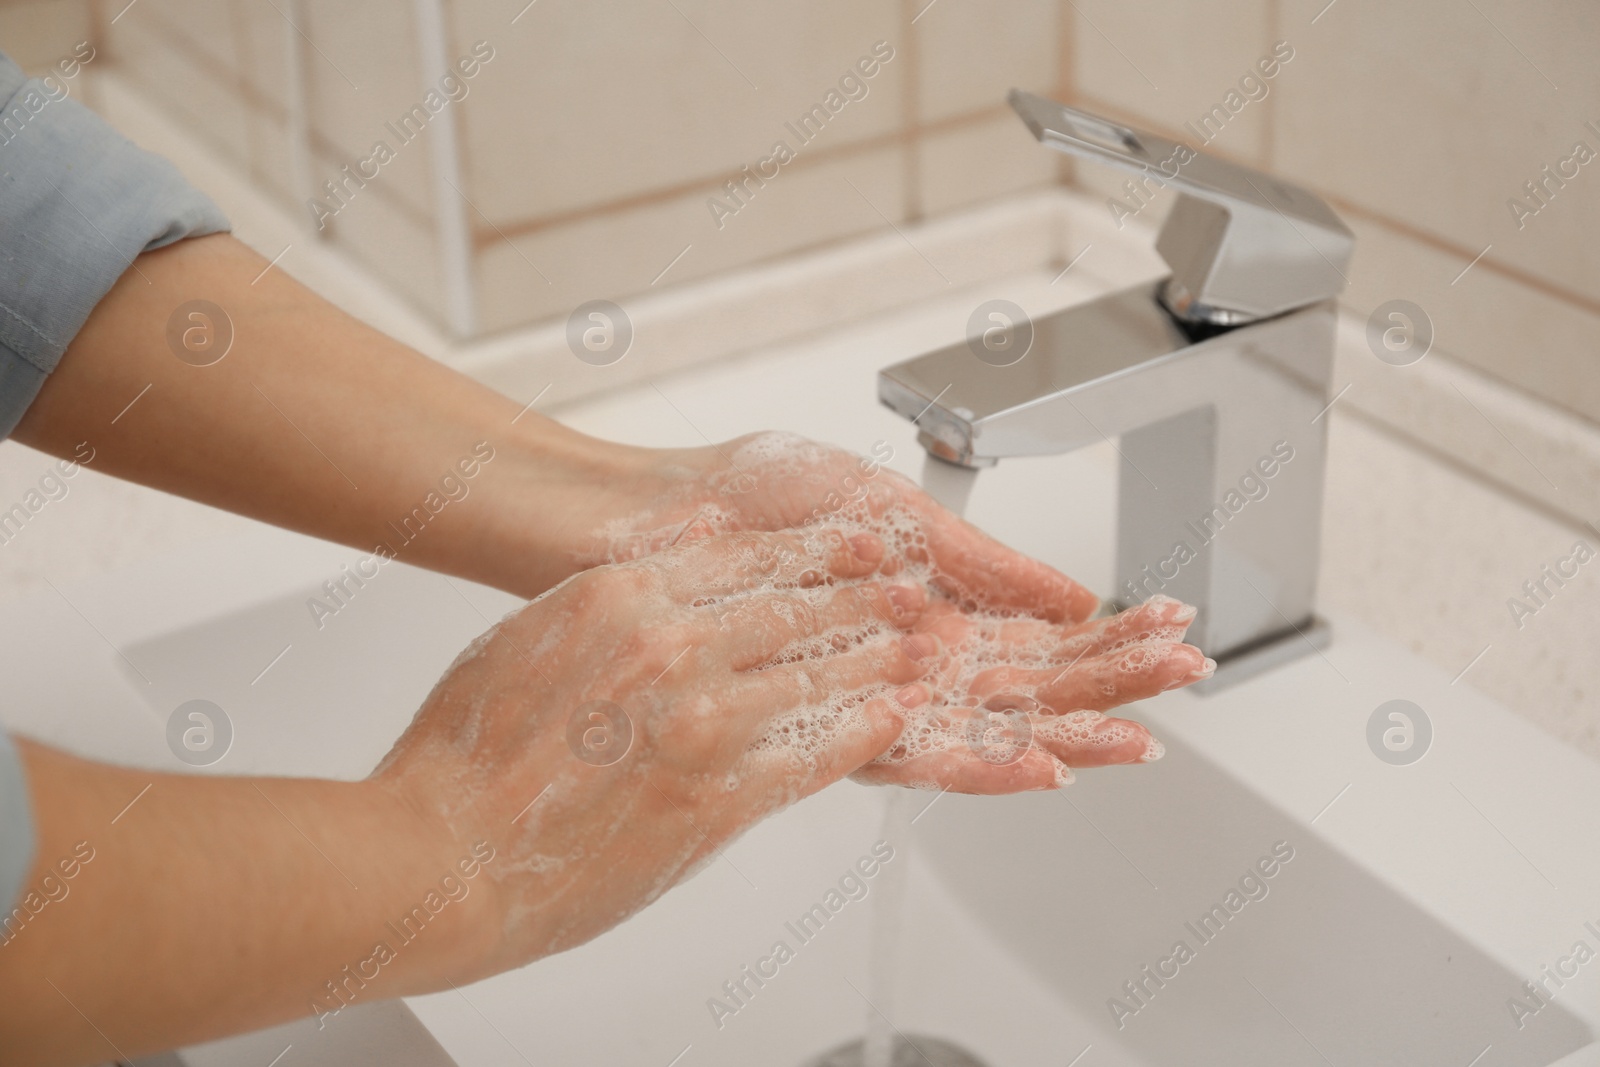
[1142, 737, 1167, 762]
[901, 633, 941, 662]
[1173, 603, 1198, 623]
[847, 532, 882, 561]
[886, 583, 924, 617]
[1192, 657, 1217, 679]
[1046, 760, 1076, 789]
[894, 684, 928, 709]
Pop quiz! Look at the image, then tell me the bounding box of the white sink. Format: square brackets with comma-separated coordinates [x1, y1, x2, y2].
[9, 270, 1600, 1067]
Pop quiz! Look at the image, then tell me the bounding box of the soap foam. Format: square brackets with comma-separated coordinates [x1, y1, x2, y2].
[592, 432, 1186, 792]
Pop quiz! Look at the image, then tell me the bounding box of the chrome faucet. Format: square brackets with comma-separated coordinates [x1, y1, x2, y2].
[879, 92, 1354, 687]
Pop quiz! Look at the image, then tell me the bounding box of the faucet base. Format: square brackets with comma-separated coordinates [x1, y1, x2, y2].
[1189, 615, 1333, 695]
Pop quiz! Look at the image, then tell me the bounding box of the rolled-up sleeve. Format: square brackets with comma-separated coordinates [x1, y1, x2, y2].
[0, 48, 230, 439]
[0, 49, 230, 907]
[0, 731, 31, 916]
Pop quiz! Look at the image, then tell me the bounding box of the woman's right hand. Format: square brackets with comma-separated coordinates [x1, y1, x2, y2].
[372, 526, 940, 976]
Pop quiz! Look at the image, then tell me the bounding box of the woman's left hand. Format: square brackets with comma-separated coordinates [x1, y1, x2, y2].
[581, 431, 1101, 625]
[851, 594, 1215, 792]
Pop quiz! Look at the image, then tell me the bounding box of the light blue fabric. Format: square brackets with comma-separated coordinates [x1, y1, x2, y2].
[0, 48, 231, 437]
[0, 48, 232, 909]
[0, 730, 31, 920]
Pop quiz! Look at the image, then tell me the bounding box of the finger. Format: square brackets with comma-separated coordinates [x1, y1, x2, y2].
[850, 698, 1068, 794]
[887, 479, 1099, 624]
[710, 580, 928, 669]
[968, 640, 1213, 712]
[851, 743, 1067, 793]
[676, 691, 914, 872]
[655, 528, 886, 600]
[911, 595, 1196, 673]
[739, 691, 912, 805]
[1033, 710, 1163, 767]
[977, 595, 1197, 664]
[723, 633, 940, 720]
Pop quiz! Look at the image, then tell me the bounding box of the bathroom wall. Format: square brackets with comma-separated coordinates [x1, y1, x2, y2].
[52, 0, 1065, 337]
[0, 0, 91, 69]
[10, 1, 1593, 434]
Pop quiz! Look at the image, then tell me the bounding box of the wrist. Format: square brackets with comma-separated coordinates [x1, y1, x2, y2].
[347, 775, 506, 995]
[463, 417, 704, 597]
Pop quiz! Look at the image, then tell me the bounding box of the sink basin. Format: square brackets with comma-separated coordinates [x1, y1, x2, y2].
[8, 269, 1600, 1067]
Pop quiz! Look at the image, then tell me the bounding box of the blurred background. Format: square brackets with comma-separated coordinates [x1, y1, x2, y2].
[1, 1, 1596, 756]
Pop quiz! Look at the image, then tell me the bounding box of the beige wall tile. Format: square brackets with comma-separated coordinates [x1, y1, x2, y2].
[114, 0, 238, 69]
[1338, 211, 1600, 426]
[243, 105, 297, 205]
[1069, 0, 1275, 165]
[915, 111, 1056, 216]
[107, 12, 253, 169]
[233, 0, 291, 116]
[318, 157, 448, 326]
[0, 0, 92, 71]
[1273, 0, 1600, 305]
[300, 0, 437, 222]
[914, 0, 1058, 123]
[473, 145, 909, 335]
[448, 0, 902, 226]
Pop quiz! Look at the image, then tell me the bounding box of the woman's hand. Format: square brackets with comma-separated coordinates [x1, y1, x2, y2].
[371, 526, 940, 971]
[577, 432, 1215, 796]
[854, 595, 1215, 792]
[582, 432, 1102, 625]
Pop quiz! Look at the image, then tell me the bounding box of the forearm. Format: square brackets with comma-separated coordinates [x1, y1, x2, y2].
[0, 739, 495, 1064]
[13, 234, 659, 598]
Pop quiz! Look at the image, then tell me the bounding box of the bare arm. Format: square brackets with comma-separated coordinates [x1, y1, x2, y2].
[0, 739, 492, 1064]
[0, 529, 933, 1064]
[12, 231, 1108, 620]
[13, 232, 659, 599]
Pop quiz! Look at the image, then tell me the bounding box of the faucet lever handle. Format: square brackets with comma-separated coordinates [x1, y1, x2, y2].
[1008, 90, 1354, 325]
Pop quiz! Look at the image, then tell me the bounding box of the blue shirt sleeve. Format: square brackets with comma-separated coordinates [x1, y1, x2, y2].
[0, 49, 231, 909]
[0, 47, 231, 439]
[0, 730, 32, 918]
